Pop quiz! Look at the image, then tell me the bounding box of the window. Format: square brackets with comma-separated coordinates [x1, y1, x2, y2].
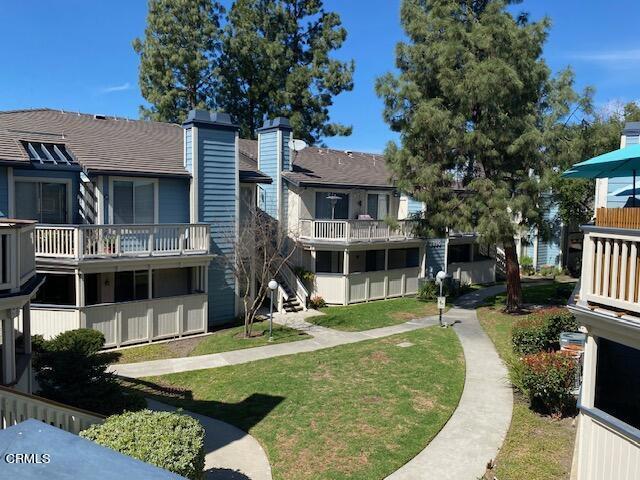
[367, 194, 390, 220]
[315, 192, 349, 220]
[627, 135, 640, 145]
[114, 271, 149, 302]
[388, 248, 420, 270]
[594, 338, 640, 430]
[316, 250, 343, 273]
[16, 181, 68, 224]
[33, 274, 75, 305]
[366, 250, 386, 272]
[448, 243, 472, 264]
[112, 179, 155, 224]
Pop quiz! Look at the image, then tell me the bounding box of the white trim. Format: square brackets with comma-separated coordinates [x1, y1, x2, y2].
[95, 175, 105, 224]
[190, 127, 199, 223]
[107, 176, 159, 224]
[234, 130, 240, 317]
[7, 167, 14, 218]
[12, 175, 73, 223]
[276, 129, 283, 221]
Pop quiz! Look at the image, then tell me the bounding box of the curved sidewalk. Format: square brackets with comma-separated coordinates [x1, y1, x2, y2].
[387, 284, 512, 480]
[147, 399, 272, 480]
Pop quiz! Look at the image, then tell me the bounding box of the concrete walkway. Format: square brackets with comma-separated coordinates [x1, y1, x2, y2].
[386, 284, 512, 480]
[147, 399, 272, 480]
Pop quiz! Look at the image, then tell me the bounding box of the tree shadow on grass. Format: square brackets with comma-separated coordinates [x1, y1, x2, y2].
[119, 376, 284, 434]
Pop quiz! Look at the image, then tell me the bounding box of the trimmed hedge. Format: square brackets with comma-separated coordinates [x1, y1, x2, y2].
[520, 351, 577, 416]
[32, 328, 146, 415]
[81, 410, 205, 480]
[512, 307, 577, 355]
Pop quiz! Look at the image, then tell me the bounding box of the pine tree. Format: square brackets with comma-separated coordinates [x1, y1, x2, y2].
[216, 0, 355, 143]
[133, 0, 224, 123]
[376, 0, 556, 311]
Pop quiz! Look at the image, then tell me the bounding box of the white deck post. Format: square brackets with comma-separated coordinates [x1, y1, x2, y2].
[1, 311, 16, 385]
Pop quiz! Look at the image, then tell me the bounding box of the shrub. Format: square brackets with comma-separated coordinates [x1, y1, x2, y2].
[520, 255, 534, 275]
[81, 410, 205, 479]
[520, 351, 578, 416]
[33, 329, 145, 415]
[292, 266, 315, 289]
[309, 295, 326, 309]
[539, 265, 562, 277]
[417, 280, 438, 301]
[512, 307, 578, 355]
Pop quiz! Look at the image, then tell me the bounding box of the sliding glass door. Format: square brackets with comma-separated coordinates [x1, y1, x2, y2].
[112, 179, 155, 224]
[15, 181, 68, 224]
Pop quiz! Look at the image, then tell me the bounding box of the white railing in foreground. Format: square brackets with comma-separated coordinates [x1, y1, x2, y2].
[298, 219, 416, 242]
[579, 225, 640, 315]
[0, 221, 37, 292]
[35, 223, 210, 260]
[0, 384, 103, 434]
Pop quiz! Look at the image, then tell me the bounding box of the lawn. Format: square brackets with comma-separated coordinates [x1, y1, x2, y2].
[112, 320, 310, 364]
[129, 327, 465, 480]
[477, 282, 577, 480]
[483, 280, 576, 308]
[308, 297, 441, 331]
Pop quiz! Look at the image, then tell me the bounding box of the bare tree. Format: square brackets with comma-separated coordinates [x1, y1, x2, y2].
[216, 205, 297, 337]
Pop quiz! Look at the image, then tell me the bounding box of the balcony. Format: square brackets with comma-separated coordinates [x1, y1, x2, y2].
[35, 223, 210, 261]
[577, 208, 640, 316]
[0, 219, 37, 292]
[298, 219, 417, 243]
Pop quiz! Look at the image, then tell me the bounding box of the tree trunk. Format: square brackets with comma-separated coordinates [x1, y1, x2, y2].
[503, 236, 522, 312]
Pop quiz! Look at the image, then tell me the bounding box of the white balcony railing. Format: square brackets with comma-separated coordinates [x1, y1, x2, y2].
[0, 384, 103, 434]
[298, 219, 417, 242]
[579, 224, 640, 315]
[0, 220, 37, 292]
[35, 224, 210, 260]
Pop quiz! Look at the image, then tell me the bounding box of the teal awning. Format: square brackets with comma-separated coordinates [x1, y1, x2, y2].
[561, 144, 640, 179]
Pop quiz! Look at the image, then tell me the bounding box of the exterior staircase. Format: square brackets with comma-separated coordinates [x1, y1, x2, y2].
[278, 279, 304, 313]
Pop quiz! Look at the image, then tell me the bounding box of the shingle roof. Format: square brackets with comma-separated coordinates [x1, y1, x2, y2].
[238, 139, 393, 189]
[0, 109, 188, 176]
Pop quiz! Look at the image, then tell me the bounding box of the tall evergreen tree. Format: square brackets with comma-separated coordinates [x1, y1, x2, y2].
[133, 0, 224, 123]
[216, 0, 355, 143]
[376, 0, 558, 311]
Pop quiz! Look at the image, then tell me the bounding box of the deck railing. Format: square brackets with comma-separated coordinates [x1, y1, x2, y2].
[0, 220, 37, 292]
[35, 223, 210, 260]
[579, 224, 640, 315]
[298, 219, 416, 242]
[0, 384, 103, 434]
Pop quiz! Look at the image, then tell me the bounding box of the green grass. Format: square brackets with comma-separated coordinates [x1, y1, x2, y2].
[477, 281, 577, 480]
[112, 320, 310, 364]
[308, 297, 440, 331]
[129, 327, 464, 480]
[483, 281, 576, 308]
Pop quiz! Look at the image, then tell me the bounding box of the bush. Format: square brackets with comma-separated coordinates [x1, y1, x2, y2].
[520, 255, 534, 275]
[33, 329, 145, 415]
[539, 265, 562, 277]
[512, 308, 578, 355]
[81, 410, 205, 479]
[417, 280, 439, 301]
[292, 266, 315, 289]
[519, 351, 578, 416]
[309, 295, 326, 309]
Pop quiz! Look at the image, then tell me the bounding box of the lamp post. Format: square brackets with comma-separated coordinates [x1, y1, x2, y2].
[268, 279, 278, 341]
[435, 270, 447, 327]
[326, 194, 341, 220]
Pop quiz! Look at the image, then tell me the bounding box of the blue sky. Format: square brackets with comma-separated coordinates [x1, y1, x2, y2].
[1, 1, 638, 153]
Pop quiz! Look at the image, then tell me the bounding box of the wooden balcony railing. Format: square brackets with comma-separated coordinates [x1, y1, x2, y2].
[298, 219, 417, 242]
[35, 223, 210, 260]
[0, 384, 103, 434]
[579, 225, 640, 315]
[0, 220, 37, 292]
[596, 207, 640, 229]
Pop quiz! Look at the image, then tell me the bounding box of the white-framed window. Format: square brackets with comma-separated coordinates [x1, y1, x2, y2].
[14, 177, 72, 224]
[109, 177, 158, 224]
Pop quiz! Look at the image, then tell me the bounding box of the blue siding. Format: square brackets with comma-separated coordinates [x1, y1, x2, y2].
[407, 196, 424, 215]
[426, 238, 446, 279]
[607, 175, 639, 208]
[537, 203, 562, 269]
[185, 128, 193, 173]
[159, 178, 190, 223]
[14, 168, 81, 224]
[0, 167, 8, 217]
[198, 127, 237, 325]
[259, 131, 278, 218]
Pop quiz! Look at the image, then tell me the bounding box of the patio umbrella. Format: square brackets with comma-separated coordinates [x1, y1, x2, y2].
[562, 143, 640, 207]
